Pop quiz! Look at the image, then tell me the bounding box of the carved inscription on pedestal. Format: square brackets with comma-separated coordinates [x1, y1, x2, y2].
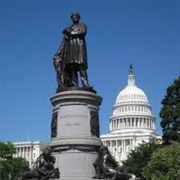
[57, 105, 90, 136]
[59, 114, 88, 126]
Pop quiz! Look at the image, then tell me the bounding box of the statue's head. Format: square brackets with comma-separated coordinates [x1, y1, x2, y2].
[70, 12, 81, 22]
[99, 145, 109, 154]
[42, 146, 51, 156]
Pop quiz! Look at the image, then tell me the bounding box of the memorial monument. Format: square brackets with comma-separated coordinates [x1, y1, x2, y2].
[49, 12, 136, 180]
[50, 12, 103, 179]
[22, 12, 136, 180]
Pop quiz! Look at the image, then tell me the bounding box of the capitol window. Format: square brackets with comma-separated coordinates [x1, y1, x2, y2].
[118, 140, 122, 146]
[128, 118, 130, 126]
[126, 139, 130, 146]
[112, 141, 116, 147]
[113, 148, 116, 153]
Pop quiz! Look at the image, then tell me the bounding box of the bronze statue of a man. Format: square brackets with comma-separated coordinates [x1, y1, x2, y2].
[54, 12, 90, 90]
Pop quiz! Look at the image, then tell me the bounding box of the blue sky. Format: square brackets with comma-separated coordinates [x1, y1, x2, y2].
[1, 0, 180, 143]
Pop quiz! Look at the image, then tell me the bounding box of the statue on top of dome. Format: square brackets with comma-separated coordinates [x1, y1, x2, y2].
[129, 64, 133, 74]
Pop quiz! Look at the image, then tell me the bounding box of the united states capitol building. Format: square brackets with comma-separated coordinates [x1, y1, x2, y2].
[100, 65, 158, 164]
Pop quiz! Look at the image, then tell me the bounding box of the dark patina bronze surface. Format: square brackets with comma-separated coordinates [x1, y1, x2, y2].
[93, 145, 135, 180]
[22, 147, 60, 180]
[53, 12, 94, 92]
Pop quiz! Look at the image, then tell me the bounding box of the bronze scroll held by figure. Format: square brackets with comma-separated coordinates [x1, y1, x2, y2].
[53, 12, 91, 91]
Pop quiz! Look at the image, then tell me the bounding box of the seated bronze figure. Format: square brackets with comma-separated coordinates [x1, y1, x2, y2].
[93, 145, 136, 180]
[21, 147, 60, 180]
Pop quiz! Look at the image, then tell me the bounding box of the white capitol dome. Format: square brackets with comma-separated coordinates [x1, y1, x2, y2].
[115, 65, 149, 106]
[111, 65, 154, 126]
[101, 65, 158, 164]
[116, 80, 148, 104]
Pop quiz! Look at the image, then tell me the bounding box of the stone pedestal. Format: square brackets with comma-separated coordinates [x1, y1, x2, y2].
[50, 90, 102, 179]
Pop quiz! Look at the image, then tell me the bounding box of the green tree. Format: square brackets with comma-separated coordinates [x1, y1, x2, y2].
[160, 76, 180, 144]
[122, 138, 161, 180]
[143, 142, 180, 180]
[0, 141, 30, 180]
[0, 141, 16, 159]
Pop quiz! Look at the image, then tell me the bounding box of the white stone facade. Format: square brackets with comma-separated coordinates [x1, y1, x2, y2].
[100, 65, 158, 164]
[13, 141, 48, 168]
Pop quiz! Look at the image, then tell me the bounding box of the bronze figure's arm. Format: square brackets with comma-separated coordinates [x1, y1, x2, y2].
[71, 24, 87, 37]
